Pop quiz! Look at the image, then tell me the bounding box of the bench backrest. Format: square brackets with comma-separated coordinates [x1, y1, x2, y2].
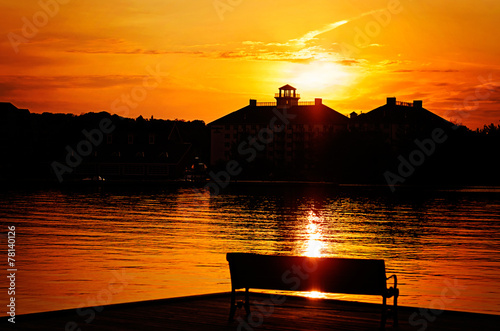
[227, 253, 388, 296]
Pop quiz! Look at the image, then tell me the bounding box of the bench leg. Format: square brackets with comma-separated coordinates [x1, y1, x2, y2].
[244, 288, 251, 316]
[380, 296, 387, 330]
[229, 289, 237, 321]
[393, 293, 399, 328]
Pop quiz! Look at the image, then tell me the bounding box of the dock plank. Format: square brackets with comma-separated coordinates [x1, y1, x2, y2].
[1, 292, 499, 330]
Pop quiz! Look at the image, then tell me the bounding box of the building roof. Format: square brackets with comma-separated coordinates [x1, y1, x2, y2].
[279, 84, 296, 90]
[209, 103, 349, 126]
[353, 103, 454, 129]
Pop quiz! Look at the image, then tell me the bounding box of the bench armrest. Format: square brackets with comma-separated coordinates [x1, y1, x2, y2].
[386, 274, 399, 298]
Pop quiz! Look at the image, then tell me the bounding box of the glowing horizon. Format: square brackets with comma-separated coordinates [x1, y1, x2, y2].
[1, 0, 499, 129]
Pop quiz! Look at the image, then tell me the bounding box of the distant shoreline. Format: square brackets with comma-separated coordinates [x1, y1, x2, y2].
[1, 178, 500, 193]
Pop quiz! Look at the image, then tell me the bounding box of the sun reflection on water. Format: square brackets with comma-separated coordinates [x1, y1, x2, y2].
[304, 210, 325, 258]
[305, 291, 327, 299]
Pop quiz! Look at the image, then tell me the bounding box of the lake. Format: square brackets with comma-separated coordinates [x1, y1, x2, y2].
[0, 184, 499, 317]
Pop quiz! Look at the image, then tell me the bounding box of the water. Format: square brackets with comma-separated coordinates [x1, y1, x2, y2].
[0, 184, 499, 317]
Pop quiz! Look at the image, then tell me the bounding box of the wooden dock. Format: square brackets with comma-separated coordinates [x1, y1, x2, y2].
[1, 292, 499, 330]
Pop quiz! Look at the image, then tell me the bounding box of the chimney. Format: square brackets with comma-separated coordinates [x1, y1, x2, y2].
[315, 98, 322, 106]
[413, 100, 422, 108]
[387, 97, 396, 106]
[249, 99, 257, 107]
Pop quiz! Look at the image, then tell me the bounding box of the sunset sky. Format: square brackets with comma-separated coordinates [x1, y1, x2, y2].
[1, 0, 499, 129]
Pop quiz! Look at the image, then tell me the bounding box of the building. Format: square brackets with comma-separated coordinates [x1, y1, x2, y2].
[208, 86, 459, 181]
[350, 97, 455, 141]
[209, 85, 349, 176]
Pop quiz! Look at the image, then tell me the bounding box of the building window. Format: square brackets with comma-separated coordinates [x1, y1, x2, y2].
[149, 134, 155, 145]
[128, 134, 134, 144]
[107, 134, 113, 144]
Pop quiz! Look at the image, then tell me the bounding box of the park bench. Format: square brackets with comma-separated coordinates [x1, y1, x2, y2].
[226, 253, 399, 329]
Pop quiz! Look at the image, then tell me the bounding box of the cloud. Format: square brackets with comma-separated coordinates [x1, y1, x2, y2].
[242, 41, 264, 46]
[65, 49, 204, 55]
[0, 74, 167, 94]
[199, 19, 355, 64]
[88, 11, 378, 65]
[201, 9, 393, 65]
[211, 46, 348, 63]
[291, 20, 349, 46]
[288, 7, 389, 47]
[433, 82, 451, 87]
[393, 69, 460, 73]
[214, 50, 314, 63]
[337, 59, 360, 66]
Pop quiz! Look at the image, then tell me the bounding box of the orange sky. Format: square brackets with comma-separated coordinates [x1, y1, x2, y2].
[1, 0, 499, 129]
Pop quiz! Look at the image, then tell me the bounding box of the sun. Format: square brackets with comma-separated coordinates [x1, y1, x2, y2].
[287, 61, 353, 97]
